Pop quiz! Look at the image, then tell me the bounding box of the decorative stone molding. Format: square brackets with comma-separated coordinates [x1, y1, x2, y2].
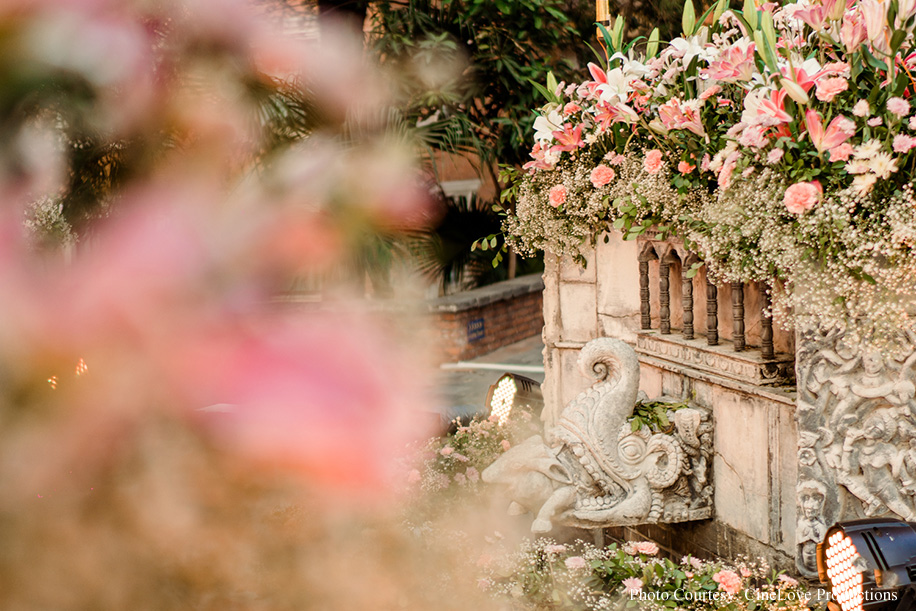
[794, 328, 916, 577]
[636, 331, 795, 387]
[483, 338, 713, 533]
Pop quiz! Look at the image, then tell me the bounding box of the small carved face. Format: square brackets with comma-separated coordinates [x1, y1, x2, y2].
[800, 490, 825, 519]
[863, 352, 883, 375]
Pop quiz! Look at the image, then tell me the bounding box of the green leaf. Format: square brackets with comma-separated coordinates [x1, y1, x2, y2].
[742, 0, 758, 30]
[713, 0, 729, 22]
[529, 80, 557, 103]
[546, 72, 559, 98]
[646, 28, 660, 59]
[613, 15, 625, 50]
[596, 22, 616, 54]
[682, 0, 696, 38]
[862, 46, 889, 72]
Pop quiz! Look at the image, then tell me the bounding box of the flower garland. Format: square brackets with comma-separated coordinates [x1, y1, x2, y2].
[504, 0, 916, 346]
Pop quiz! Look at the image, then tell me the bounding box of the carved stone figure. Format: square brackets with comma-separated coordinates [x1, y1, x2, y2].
[795, 328, 916, 577]
[796, 480, 828, 575]
[482, 337, 713, 533]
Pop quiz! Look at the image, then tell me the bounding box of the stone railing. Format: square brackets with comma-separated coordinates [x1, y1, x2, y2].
[634, 236, 795, 387]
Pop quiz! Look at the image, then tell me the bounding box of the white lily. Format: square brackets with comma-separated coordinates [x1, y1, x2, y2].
[533, 109, 564, 142]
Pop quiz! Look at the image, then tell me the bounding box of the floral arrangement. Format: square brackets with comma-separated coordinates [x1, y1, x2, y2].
[407, 407, 538, 497]
[505, 0, 916, 346]
[478, 537, 811, 611]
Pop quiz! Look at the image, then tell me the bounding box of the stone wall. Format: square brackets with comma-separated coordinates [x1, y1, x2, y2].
[542, 231, 801, 570]
[428, 274, 544, 363]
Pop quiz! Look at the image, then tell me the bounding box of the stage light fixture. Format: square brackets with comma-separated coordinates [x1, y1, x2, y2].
[817, 518, 916, 611]
[485, 373, 543, 425]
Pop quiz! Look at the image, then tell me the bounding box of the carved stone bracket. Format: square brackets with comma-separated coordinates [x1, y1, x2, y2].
[794, 328, 916, 577]
[483, 338, 714, 533]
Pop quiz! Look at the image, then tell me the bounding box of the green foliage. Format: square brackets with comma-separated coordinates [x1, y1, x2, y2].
[628, 399, 688, 433]
[370, 0, 584, 167]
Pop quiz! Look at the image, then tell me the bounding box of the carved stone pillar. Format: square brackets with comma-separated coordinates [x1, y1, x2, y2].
[638, 244, 658, 330]
[731, 282, 745, 351]
[760, 283, 774, 359]
[706, 277, 718, 346]
[659, 257, 671, 335]
[682, 254, 698, 340]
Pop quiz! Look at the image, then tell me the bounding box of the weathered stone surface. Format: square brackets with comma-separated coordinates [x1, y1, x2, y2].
[483, 338, 714, 533]
[596, 231, 640, 320]
[558, 281, 598, 343]
[794, 328, 916, 577]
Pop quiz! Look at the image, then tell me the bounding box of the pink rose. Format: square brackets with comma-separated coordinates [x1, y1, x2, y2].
[634, 541, 659, 555]
[888, 96, 911, 118]
[783, 180, 822, 214]
[590, 164, 616, 187]
[644, 149, 664, 174]
[501, 439, 511, 451]
[712, 569, 743, 595]
[677, 160, 695, 174]
[548, 184, 567, 207]
[815, 77, 848, 102]
[621, 577, 644, 595]
[565, 556, 588, 570]
[829, 142, 854, 161]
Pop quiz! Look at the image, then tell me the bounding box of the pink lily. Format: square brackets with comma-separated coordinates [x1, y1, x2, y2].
[805, 110, 855, 153]
[794, 0, 838, 31]
[702, 41, 757, 83]
[781, 66, 819, 93]
[550, 124, 585, 152]
[841, 9, 868, 53]
[658, 98, 705, 136]
[594, 101, 638, 130]
[756, 89, 792, 125]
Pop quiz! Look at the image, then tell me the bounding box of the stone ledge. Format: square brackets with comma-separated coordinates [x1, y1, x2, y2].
[427, 273, 545, 313]
[637, 331, 796, 388]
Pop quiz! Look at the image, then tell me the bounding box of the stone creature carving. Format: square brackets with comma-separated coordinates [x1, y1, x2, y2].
[795, 328, 916, 577]
[482, 338, 713, 533]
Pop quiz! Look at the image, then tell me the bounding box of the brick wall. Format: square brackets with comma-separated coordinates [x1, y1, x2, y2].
[428, 274, 544, 363]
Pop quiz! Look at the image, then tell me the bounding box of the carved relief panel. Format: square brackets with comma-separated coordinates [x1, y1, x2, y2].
[795, 328, 916, 577]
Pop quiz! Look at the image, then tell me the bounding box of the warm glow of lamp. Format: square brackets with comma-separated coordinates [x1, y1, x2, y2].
[485, 373, 544, 426]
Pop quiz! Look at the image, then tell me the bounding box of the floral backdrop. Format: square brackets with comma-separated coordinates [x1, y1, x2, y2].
[505, 0, 916, 350]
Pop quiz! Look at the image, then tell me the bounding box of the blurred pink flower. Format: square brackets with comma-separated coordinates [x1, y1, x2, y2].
[644, 149, 664, 174]
[713, 569, 743, 595]
[677, 161, 695, 174]
[501, 440, 511, 451]
[634, 541, 659, 555]
[549, 185, 568, 207]
[815, 77, 848, 102]
[465, 467, 479, 483]
[544, 544, 567, 555]
[853, 100, 870, 116]
[621, 577, 644, 595]
[888, 96, 911, 118]
[440, 447, 454, 456]
[784, 181, 822, 214]
[868, 117, 884, 127]
[590, 164, 616, 187]
[767, 148, 784, 164]
[894, 134, 916, 152]
[805, 110, 855, 153]
[778, 574, 799, 587]
[830, 143, 854, 161]
[565, 556, 588, 570]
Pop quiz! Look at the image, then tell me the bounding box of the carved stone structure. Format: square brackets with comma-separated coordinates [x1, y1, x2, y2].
[794, 328, 916, 577]
[483, 338, 713, 533]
